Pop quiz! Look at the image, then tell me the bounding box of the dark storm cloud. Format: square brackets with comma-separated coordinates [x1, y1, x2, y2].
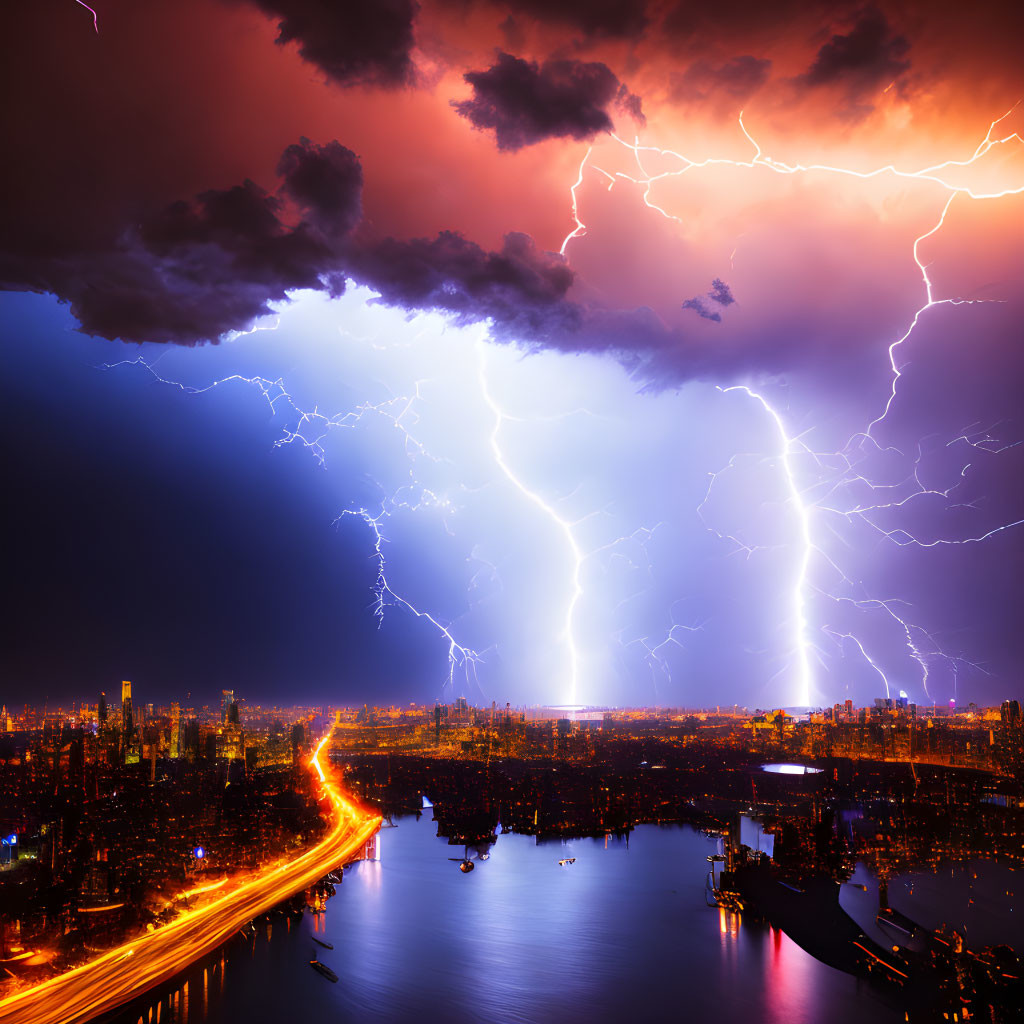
[681, 297, 721, 323]
[277, 139, 365, 235]
[24, 140, 362, 345]
[3, 135, 586, 349]
[244, 0, 419, 87]
[0, 106, 751, 378]
[672, 56, 772, 104]
[709, 279, 735, 306]
[802, 6, 910, 93]
[682, 279, 735, 322]
[350, 231, 581, 342]
[453, 52, 632, 150]
[615, 84, 646, 125]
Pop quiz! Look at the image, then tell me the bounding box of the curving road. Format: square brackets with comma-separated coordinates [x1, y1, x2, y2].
[0, 736, 381, 1024]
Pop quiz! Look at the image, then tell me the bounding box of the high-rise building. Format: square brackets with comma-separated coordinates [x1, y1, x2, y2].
[221, 689, 235, 725]
[170, 702, 181, 758]
[98, 692, 108, 725]
[121, 680, 134, 750]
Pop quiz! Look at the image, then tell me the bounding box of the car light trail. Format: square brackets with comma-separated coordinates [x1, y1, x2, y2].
[0, 736, 380, 1024]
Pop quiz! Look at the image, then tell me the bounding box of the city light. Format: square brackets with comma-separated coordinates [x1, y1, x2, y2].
[3, 4, 1023, 1022]
[0, 735, 380, 1024]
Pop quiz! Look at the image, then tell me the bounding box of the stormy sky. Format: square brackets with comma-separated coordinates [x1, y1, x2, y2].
[2, 0, 1022, 709]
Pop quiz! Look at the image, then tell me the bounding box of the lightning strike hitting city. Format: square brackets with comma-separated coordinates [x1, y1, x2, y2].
[2, 2, 1023, 1023]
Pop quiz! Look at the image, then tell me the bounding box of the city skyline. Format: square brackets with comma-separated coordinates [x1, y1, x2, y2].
[3, 6, 1023, 1023]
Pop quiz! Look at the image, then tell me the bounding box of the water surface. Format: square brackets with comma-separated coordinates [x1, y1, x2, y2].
[116, 815, 899, 1023]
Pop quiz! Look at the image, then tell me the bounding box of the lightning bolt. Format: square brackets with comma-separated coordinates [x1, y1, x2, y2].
[626, 620, 705, 702]
[569, 105, 1024, 705]
[88, 104, 1021, 711]
[334, 504, 485, 695]
[560, 147, 592, 256]
[101, 349, 485, 696]
[477, 341, 585, 706]
[103, 333, 686, 709]
[577, 107, 1023, 439]
[714, 384, 815, 708]
[74, 0, 99, 33]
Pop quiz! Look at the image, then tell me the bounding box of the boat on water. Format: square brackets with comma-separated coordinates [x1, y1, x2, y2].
[310, 959, 338, 983]
[558, 858, 576, 866]
[312, 936, 334, 950]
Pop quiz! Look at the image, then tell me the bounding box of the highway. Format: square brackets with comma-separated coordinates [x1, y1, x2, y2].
[0, 736, 381, 1024]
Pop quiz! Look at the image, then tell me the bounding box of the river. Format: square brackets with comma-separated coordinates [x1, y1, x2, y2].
[110, 813, 900, 1024]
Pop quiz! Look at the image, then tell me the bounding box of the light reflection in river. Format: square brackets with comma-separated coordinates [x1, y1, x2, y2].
[114, 815, 899, 1024]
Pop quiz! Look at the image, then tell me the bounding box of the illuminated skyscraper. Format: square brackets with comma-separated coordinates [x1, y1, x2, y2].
[98, 692, 108, 725]
[121, 680, 138, 763]
[221, 689, 235, 725]
[121, 680, 133, 738]
[170, 702, 181, 758]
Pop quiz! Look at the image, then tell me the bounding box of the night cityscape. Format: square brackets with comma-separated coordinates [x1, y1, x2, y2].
[2, 1, 1023, 1022]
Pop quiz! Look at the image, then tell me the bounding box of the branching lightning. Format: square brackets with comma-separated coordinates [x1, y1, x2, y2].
[333, 504, 485, 693]
[100, 349, 486, 695]
[93, 101, 1023, 710]
[104, 320, 695, 709]
[563, 105, 1024, 705]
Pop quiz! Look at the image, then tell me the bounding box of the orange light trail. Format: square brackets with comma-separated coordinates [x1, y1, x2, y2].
[169, 878, 229, 904]
[852, 940, 909, 978]
[0, 735, 379, 1024]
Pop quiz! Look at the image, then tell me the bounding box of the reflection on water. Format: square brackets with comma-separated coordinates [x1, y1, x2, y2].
[114, 816, 898, 1024]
